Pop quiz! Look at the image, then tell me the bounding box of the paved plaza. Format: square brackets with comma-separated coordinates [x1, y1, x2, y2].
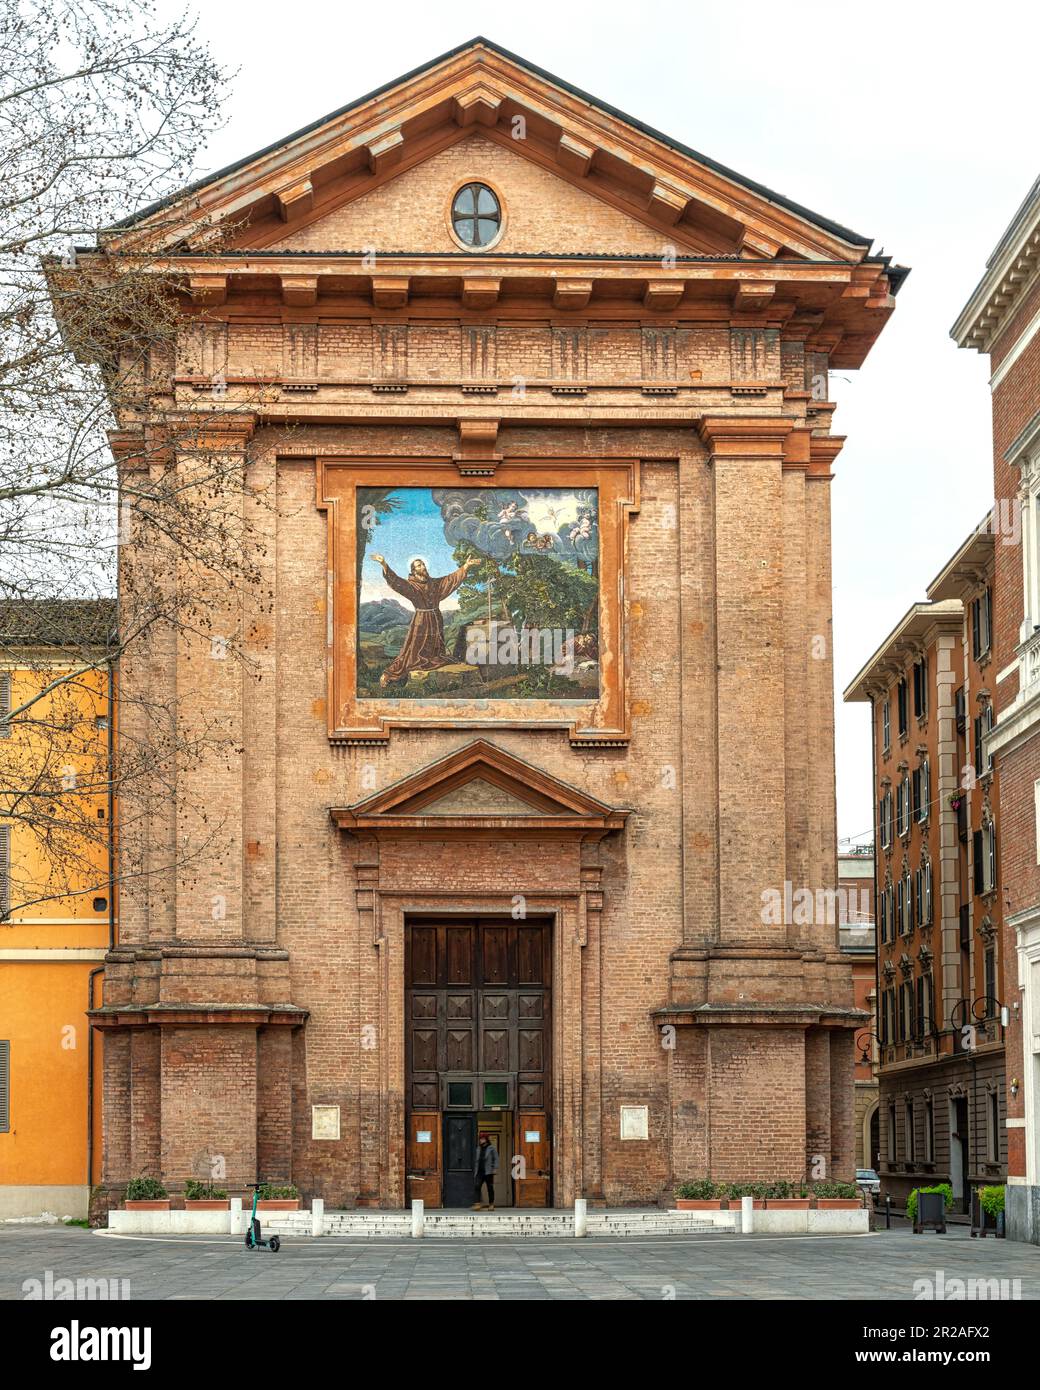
[1, 1224, 1038, 1301]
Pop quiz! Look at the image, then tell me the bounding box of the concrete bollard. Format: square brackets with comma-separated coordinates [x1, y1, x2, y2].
[411, 1198, 424, 1239]
[574, 1198, 588, 1238]
[230, 1197, 242, 1237]
[741, 1195, 754, 1234]
[311, 1197, 324, 1238]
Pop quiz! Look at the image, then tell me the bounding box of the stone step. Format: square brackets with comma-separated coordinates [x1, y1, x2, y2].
[261, 1208, 734, 1238]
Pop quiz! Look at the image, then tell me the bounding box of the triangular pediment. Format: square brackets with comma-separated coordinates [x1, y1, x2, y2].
[330, 738, 628, 836]
[106, 37, 873, 264]
[266, 130, 687, 258]
[414, 777, 544, 818]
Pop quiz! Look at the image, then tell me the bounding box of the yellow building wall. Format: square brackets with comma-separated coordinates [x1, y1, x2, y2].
[0, 954, 104, 1187]
[1, 660, 111, 1213]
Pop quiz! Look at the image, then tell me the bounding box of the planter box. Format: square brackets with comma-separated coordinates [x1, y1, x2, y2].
[675, 1199, 726, 1211]
[257, 1199, 300, 1211]
[124, 1200, 170, 1211]
[184, 1200, 230, 1211]
[815, 1198, 860, 1209]
[766, 1198, 810, 1209]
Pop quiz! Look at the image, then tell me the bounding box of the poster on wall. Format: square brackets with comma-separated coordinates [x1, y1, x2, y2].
[356, 486, 600, 700]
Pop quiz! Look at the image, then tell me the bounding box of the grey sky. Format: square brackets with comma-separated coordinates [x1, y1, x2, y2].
[158, 0, 1040, 844]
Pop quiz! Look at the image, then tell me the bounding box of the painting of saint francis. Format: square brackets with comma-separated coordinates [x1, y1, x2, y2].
[369, 553, 481, 686]
[357, 486, 599, 700]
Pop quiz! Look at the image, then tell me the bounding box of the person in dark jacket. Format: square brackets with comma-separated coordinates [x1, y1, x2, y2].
[472, 1133, 499, 1210]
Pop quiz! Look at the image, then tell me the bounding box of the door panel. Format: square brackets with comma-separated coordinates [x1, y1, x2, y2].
[407, 1110, 442, 1209]
[446, 1028, 474, 1071]
[443, 1112, 477, 1208]
[515, 1111, 550, 1207]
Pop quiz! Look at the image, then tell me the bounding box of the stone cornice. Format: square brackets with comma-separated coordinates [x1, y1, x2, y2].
[88, 1003, 308, 1030]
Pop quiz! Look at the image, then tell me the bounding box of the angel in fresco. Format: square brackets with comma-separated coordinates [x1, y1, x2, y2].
[370, 553, 482, 686]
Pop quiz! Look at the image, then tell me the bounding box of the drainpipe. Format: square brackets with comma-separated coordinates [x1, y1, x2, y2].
[869, 694, 881, 1171]
[87, 648, 117, 1195]
[106, 652, 115, 953]
[87, 967, 103, 1187]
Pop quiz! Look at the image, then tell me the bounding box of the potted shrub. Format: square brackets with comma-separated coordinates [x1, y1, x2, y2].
[906, 1182, 952, 1224]
[124, 1177, 169, 1211]
[764, 1181, 810, 1210]
[674, 1180, 726, 1211]
[183, 1180, 230, 1211]
[727, 1182, 768, 1210]
[977, 1184, 1005, 1237]
[813, 1181, 862, 1209]
[256, 1183, 300, 1211]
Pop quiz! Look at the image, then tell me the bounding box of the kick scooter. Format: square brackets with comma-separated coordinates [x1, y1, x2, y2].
[244, 1182, 281, 1252]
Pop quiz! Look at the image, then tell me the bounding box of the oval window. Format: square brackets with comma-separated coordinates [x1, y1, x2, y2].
[451, 182, 502, 248]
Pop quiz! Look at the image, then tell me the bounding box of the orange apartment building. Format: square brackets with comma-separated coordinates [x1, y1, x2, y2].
[0, 601, 114, 1218]
[953, 174, 1040, 1246]
[845, 524, 1006, 1214]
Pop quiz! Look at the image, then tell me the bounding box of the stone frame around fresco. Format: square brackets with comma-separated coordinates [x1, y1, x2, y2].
[315, 456, 640, 746]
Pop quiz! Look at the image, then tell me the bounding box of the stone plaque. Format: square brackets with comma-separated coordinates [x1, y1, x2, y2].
[620, 1105, 649, 1140]
[311, 1105, 341, 1141]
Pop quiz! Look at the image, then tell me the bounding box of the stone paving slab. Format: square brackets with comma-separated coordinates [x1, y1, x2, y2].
[0, 1225, 1037, 1301]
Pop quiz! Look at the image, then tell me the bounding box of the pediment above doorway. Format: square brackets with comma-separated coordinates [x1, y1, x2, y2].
[329, 737, 628, 838]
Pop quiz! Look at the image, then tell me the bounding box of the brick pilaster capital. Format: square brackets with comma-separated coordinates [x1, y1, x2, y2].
[696, 415, 795, 460]
[808, 434, 846, 478]
[169, 410, 258, 455]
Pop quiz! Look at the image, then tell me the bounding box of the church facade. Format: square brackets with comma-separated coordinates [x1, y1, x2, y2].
[76, 38, 903, 1208]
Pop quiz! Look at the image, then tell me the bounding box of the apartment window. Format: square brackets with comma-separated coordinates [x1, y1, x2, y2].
[924, 1097, 935, 1163]
[955, 686, 967, 734]
[984, 947, 997, 1015]
[878, 791, 892, 851]
[973, 715, 983, 779]
[0, 1039, 8, 1132]
[971, 588, 992, 660]
[903, 869, 914, 933]
[989, 821, 998, 888]
[913, 656, 928, 718]
[896, 776, 910, 837]
[914, 862, 932, 927]
[0, 671, 10, 739]
[881, 699, 891, 753]
[912, 760, 930, 825]
[923, 974, 933, 1035]
[882, 987, 895, 1044]
[905, 1100, 915, 1164]
[897, 677, 909, 736]
[915, 975, 924, 1041]
[988, 1091, 1000, 1162]
[973, 823, 998, 895]
[974, 708, 994, 776]
[878, 883, 888, 943]
[899, 980, 916, 1040]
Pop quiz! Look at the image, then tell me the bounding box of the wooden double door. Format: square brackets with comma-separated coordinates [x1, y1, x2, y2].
[405, 917, 552, 1208]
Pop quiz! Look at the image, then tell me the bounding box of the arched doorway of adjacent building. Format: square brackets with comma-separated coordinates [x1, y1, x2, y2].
[862, 1101, 880, 1172]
